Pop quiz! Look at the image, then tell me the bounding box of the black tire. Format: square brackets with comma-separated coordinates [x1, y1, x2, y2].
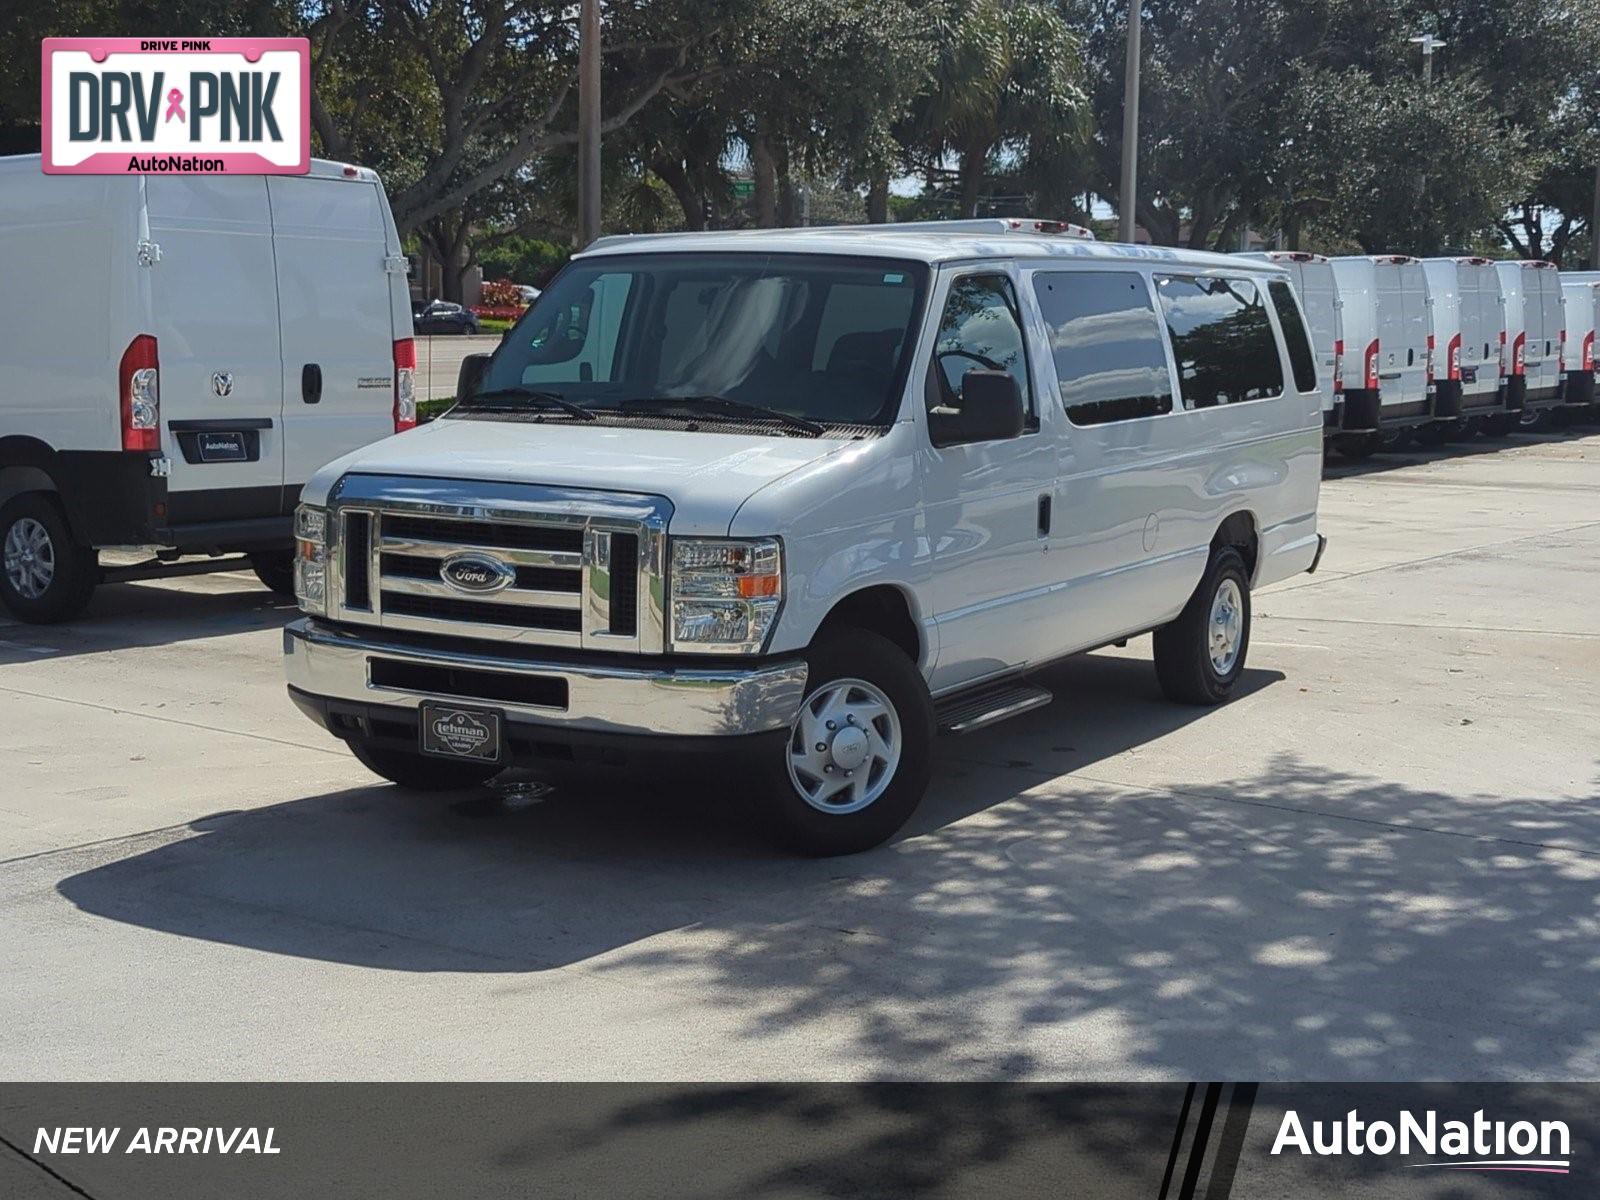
[0, 493, 97, 624]
[1481, 413, 1512, 438]
[763, 630, 934, 856]
[1376, 427, 1412, 452]
[346, 738, 504, 791]
[1518, 407, 1551, 432]
[1413, 422, 1448, 447]
[1333, 433, 1377, 460]
[1153, 546, 1251, 706]
[250, 549, 297, 597]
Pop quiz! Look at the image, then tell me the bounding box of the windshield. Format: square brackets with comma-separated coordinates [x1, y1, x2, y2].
[470, 252, 929, 429]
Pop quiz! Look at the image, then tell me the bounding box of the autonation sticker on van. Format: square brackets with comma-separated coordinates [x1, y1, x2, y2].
[41, 38, 308, 175]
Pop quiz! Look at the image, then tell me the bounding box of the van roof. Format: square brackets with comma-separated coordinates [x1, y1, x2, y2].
[580, 227, 1287, 272]
[1235, 250, 1330, 264]
[0, 153, 380, 184]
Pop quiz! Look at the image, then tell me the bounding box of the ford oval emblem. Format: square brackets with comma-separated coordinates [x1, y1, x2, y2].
[440, 552, 515, 595]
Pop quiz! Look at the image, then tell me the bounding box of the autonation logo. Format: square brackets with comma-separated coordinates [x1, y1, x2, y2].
[1273, 1108, 1571, 1175]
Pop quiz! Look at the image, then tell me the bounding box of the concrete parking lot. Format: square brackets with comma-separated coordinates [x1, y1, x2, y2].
[1, 430, 1597, 1082]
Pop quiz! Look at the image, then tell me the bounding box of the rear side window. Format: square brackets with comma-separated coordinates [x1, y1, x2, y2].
[1155, 276, 1284, 408]
[1033, 270, 1173, 425]
[1268, 280, 1318, 393]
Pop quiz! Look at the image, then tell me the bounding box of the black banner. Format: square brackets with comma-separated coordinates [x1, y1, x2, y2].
[0, 1084, 1591, 1198]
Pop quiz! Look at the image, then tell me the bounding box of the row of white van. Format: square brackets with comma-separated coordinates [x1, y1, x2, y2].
[1237, 252, 1598, 455]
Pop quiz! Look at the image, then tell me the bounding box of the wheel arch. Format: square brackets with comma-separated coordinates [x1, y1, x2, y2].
[0, 437, 66, 512]
[1211, 509, 1260, 583]
[812, 583, 924, 667]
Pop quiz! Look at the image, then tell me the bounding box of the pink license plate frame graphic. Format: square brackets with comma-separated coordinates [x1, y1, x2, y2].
[41, 37, 310, 175]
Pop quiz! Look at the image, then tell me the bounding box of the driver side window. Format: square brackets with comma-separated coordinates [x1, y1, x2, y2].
[931, 273, 1033, 421]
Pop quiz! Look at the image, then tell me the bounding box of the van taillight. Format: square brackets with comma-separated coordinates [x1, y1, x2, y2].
[1447, 333, 1461, 381]
[1511, 332, 1526, 375]
[1364, 339, 1379, 390]
[1333, 339, 1344, 394]
[1498, 329, 1507, 377]
[1584, 331, 1594, 372]
[1558, 329, 1566, 373]
[393, 338, 417, 432]
[118, 334, 160, 451]
[1425, 334, 1435, 383]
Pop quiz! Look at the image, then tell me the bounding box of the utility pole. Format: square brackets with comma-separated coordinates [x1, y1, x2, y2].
[1117, 2, 1141, 243]
[577, 0, 602, 248]
[1592, 163, 1600, 269]
[1409, 33, 1446, 84]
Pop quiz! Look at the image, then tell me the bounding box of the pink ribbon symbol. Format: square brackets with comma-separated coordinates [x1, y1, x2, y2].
[164, 88, 185, 123]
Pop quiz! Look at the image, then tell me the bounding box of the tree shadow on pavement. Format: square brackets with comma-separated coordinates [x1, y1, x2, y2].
[52, 651, 1600, 1081]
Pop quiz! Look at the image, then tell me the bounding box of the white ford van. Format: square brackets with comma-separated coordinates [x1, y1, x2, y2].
[1235, 252, 1343, 434]
[1495, 259, 1565, 426]
[1421, 257, 1510, 435]
[282, 224, 1326, 854]
[0, 156, 414, 622]
[1559, 276, 1599, 410]
[1328, 256, 1432, 453]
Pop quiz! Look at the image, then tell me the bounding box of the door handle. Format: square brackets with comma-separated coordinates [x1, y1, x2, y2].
[302, 363, 322, 404]
[1037, 493, 1052, 537]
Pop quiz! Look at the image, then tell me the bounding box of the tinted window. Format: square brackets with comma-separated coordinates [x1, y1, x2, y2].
[1033, 270, 1172, 425]
[1155, 276, 1284, 408]
[1269, 280, 1318, 393]
[931, 274, 1033, 416]
[478, 254, 928, 426]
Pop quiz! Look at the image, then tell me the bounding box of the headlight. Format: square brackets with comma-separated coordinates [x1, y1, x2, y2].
[293, 504, 328, 615]
[670, 537, 782, 654]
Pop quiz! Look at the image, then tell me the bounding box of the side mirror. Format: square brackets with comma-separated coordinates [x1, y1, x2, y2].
[456, 353, 490, 402]
[930, 368, 1027, 446]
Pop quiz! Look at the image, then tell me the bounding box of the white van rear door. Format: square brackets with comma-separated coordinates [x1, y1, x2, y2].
[267, 174, 399, 492]
[143, 176, 285, 503]
[1296, 264, 1340, 409]
[1376, 266, 1427, 406]
[1527, 270, 1562, 387]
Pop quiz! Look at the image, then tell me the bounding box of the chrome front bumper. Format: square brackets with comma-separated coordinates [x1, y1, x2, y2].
[283, 618, 808, 738]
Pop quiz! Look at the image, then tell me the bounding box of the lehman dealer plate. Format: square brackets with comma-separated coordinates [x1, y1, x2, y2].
[419, 702, 503, 763]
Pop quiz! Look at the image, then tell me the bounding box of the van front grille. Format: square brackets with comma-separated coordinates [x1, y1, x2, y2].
[323, 482, 665, 653]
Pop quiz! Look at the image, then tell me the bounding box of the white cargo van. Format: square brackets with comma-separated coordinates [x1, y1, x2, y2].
[282, 224, 1326, 854]
[1559, 276, 1599, 410]
[0, 156, 414, 622]
[1236, 252, 1343, 433]
[1495, 259, 1564, 426]
[1329, 256, 1432, 452]
[1421, 257, 1509, 434]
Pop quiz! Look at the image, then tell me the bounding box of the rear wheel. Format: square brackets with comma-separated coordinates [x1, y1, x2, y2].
[1481, 413, 1512, 438]
[1333, 433, 1377, 460]
[1153, 547, 1251, 705]
[0, 493, 97, 624]
[346, 739, 504, 791]
[764, 630, 934, 856]
[250, 549, 296, 597]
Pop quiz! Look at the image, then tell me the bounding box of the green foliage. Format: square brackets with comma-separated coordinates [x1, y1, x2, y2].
[476, 237, 570, 288]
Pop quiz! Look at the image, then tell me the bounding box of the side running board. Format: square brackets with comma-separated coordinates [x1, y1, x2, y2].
[936, 682, 1053, 735]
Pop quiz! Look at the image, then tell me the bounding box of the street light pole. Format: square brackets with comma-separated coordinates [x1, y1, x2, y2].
[577, 0, 602, 248]
[1117, 2, 1141, 244]
[1409, 32, 1446, 84]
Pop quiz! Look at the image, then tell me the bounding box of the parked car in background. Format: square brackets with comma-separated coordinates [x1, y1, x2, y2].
[283, 222, 1325, 854]
[1329, 255, 1432, 456]
[0, 156, 414, 622]
[1495, 260, 1564, 428]
[1559, 275, 1599, 412]
[1236, 251, 1343, 440]
[1421, 257, 1510, 438]
[412, 299, 482, 335]
[514, 284, 541, 304]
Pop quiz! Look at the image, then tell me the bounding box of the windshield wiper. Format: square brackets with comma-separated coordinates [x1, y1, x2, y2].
[459, 386, 595, 421]
[622, 394, 825, 437]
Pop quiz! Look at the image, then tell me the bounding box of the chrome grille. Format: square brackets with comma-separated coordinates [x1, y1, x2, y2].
[324, 476, 669, 653]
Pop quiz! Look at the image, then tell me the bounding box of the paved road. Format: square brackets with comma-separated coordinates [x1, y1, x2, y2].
[415, 333, 501, 401]
[1, 431, 1597, 1081]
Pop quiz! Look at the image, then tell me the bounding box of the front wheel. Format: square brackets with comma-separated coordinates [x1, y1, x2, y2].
[764, 631, 934, 856]
[1153, 547, 1252, 705]
[0, 493, 97, 623]
[346, 739, 504, 791]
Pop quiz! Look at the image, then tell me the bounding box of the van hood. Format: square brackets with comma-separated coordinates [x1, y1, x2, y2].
[302, 416, 853, 535]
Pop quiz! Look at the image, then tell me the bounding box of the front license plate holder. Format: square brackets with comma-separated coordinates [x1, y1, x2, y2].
[419, 701, 504, 763]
